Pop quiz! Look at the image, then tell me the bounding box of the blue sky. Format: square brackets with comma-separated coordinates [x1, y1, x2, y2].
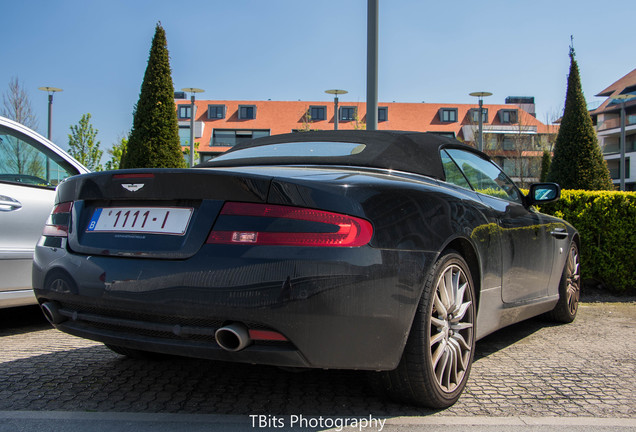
[2, 0, 634, 158]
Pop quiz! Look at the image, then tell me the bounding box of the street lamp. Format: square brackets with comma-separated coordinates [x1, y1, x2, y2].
[325, 89, 348, 130]
[366, 0, 379, 131]
[38, 87, 63, 140]
[181, 87, 204, 167]
[469, 92, 492, 152]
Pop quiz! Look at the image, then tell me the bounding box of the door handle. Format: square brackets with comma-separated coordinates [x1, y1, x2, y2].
[549, 227, 568, 239]
[0, 196, 22, 211]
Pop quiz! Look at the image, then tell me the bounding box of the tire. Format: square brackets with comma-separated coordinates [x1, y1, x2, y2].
[104, 344, 168, 360]
[375, 250, 476, 408]
[547, 242, 580, 323]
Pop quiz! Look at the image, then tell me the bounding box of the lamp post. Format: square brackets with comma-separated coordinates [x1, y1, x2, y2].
[181, 87, 204, 167]
[612, 94, 633, 191]
[366, 0, 379, 131]
[38, 87, 63, 140]
[325, 89, 348, 130]
[469, 92, 492, 152]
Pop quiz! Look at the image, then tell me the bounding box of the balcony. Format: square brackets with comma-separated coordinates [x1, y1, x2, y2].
[597, 114, 636, 131]
[607, 159, 631, 180]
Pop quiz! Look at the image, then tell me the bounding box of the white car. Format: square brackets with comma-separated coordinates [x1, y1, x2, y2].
[0, 116, 88, 308]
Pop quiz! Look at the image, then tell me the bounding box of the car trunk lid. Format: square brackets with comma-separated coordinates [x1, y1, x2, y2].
[58, 169, 271, 259]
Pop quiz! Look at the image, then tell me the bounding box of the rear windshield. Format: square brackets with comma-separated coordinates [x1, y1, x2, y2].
[211, 141, 366, 162]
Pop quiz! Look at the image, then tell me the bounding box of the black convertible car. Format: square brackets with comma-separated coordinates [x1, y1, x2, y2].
[33, 131, 580, 408]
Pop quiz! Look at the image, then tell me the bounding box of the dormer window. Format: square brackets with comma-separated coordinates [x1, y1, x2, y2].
[177, 104, 192, 119]
[378, 106, 388, 122]
[340, 106, 357, 121]
[439, 108, 458, 123]
[239, 105, 256, 120]
[309, 105, 327, 121]
[208, 104, 226, 119]
[470, 108, 488, 123]
[499, 109, 518, 124]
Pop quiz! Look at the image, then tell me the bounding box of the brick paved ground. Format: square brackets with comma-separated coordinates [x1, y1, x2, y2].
[0, 301, 634, 418]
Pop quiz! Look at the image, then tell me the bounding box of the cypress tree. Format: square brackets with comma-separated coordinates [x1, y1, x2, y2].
[546, 46, 613, 190]
[122, 23, 185, 169]
[539, 149, 551, 182]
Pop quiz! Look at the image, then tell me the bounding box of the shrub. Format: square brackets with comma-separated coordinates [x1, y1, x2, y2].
[540, 190, 636, 294]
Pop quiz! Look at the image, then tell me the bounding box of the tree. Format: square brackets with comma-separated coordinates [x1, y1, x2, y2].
[121, 23, 185, 169]
[539, 149, 551, 182]
[352, 105, 366, 130]
[68, 113, 103, 171]
[296, 108, 319, 132]
[104, 136, 128, 170]
[182, 141, 200, 165]
[0, 77, 42, 176]
[1, 77, 38, 129]
[480, 113, 537, 188]
[547, 44, 613, 190]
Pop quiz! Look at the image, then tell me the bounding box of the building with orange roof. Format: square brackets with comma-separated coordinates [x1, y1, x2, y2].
[174, 95, 557, 185]
[590, 68, 636, 191]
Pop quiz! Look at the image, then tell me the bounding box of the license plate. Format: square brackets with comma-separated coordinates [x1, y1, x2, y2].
[87, 207, 193, 235]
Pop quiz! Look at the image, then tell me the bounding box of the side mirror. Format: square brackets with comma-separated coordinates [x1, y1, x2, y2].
[527, 183, 561, 205]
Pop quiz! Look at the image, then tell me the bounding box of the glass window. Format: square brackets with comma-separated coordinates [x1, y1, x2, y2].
[441, 150, 471, 189]
[445, 148, 522, 203]
[0, 125, 78, 188]
[239, 105, 256, 120]
[440, 108, 458, 123]
[178, 126, 190, 147]
[340, 107, 356, 121]
[502, 136, 515, 150]
[212, 130, 236, 147]
[378, 107, 388, 122]
[430, 132, 456, 139]
[178, 105, 192, 119]
[208, 105, 225, 119]
[211, 130, 270, 147]
[607, 158, 630, 180]
[251, 130, 270, 139]
[309, 106, 326, 121]
[499, 109, 518, 124]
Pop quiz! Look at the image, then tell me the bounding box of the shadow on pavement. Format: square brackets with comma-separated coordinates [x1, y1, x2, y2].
[0, 305, 51, 336]
[474, 316, 558, 361]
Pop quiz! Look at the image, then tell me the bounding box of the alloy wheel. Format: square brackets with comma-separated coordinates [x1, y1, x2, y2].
[429, 263, 474, 393]
[565, 245, 581, 316]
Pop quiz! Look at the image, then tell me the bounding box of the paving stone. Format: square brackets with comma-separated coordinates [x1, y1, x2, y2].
[0, 302, 634, 418]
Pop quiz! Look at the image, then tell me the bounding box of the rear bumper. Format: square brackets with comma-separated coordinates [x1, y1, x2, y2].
[33, 242, 435, 370]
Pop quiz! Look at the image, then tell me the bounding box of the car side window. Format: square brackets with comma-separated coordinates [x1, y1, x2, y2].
[0, 125, 77, 188]
[444, 148, 522, 204]
[441, 150, 471, 189]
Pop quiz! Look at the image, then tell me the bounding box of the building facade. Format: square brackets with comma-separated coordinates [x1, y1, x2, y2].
[590, 68, 636, 191]
[174, 96, 556, 185]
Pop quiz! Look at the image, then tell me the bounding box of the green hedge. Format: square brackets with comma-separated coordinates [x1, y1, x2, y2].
[540, 190, 636, 294]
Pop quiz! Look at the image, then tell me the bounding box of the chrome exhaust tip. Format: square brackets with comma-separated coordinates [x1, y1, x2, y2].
[215, 323, 251, 352]
[41, 301, 66, 325]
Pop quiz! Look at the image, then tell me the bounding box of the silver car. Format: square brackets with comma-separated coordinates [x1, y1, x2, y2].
[0, 116, 88, 308]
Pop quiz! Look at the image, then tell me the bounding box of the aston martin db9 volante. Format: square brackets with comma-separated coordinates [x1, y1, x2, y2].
[32, 131, 580, 408]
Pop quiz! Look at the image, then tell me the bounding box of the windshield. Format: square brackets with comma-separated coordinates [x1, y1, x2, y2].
[211, 141, 366, 162]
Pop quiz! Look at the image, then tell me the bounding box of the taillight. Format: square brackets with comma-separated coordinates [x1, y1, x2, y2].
[112, 173, 155, 179]
[207, 202, 373, 247]
[42, 201, 73, 237]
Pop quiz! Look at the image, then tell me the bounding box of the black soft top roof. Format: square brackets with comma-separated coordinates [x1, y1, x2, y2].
[200, 130, 479, 180]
